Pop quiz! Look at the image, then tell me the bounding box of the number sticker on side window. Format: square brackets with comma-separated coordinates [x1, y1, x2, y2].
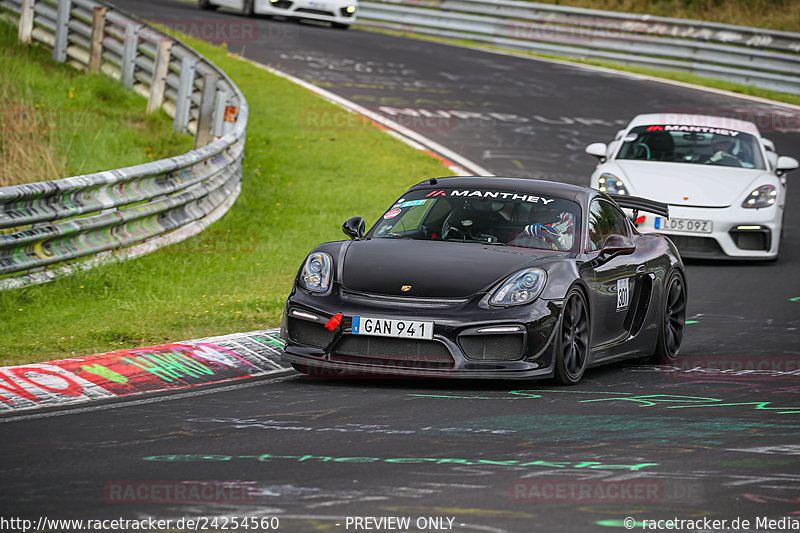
[617, 278, 630, 311]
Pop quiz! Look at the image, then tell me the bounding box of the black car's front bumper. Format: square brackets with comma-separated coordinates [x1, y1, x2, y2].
[280, 285, 563, 379]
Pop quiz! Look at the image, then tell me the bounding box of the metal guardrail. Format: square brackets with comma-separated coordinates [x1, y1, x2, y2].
[0, 0, 248, 290]
[358, 0, 800, 95]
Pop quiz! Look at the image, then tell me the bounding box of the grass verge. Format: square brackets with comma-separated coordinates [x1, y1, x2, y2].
[0, 24, 449, 365]
[0, 20, 193, 187]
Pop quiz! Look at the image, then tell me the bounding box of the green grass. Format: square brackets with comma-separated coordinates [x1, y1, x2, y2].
[0, 26, 449, 365]
[0, 19, 193, 187]
[360, 27, 800, 108]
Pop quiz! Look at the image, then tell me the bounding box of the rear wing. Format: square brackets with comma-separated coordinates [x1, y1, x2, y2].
[609, 194, 669, 219]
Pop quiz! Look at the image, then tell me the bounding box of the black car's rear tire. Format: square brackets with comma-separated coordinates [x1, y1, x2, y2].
[650, 270, 686, 364]
[554, 287, 590, 385]
[198, 0, 218, 10]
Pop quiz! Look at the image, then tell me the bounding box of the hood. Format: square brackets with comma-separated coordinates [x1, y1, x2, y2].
[341, 239, 552, 298]
[611, 161, 767, 207]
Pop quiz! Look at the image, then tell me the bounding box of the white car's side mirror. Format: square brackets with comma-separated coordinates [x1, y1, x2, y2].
[585, 143, 607, 159]
[777, 155, 799, 174]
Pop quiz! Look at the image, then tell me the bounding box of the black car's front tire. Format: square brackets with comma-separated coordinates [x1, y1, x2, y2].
[291, 363, 310, 375]
[554, 287, 590, 385]
[241, 0, 255, 16]
[650, 269, 686, 364]
[199, 0, 218, 9]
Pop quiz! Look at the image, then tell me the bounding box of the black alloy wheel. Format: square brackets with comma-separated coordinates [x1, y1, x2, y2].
[554, 287, 590, 385]
[651, 270, 686, 363]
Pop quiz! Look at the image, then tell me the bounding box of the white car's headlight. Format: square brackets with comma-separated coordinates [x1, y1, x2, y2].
[597, 173, 629, 195]
[300, 252, 333, 293]
[742, 185, 777, 208]
[345, 4, 356, 13]
[490, 268, 547, 307]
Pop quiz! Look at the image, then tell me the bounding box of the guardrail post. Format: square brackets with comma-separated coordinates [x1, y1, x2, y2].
[88, 7, 107, 74]
[147, 39, 174, 114]
[194, 74, 219, 148]
[212, 89, 230, 140]
[121, 22, 142, 89]
[174, 56, 197, 133]
[53, 0, 72, 63]
[18, 0, 35, 44]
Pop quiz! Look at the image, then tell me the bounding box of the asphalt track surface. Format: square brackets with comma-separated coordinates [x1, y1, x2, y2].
[2, 2, 800, 532]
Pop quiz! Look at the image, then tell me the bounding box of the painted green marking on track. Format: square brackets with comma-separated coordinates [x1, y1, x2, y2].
[597, 520, 646, 528]
[254, 334, 286, 349]
[597, 519, 679, 529]
[408, 394, 498, 400]
[80, 364, 129, 384]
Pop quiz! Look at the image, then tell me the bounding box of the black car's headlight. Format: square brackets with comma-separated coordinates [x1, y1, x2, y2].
[742, 185, 777, 208]
[490, 268, 547, 306]
[299, 252, 333, 293]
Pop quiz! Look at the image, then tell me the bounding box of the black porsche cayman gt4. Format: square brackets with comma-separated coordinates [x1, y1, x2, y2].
[280, 176, 686, 384]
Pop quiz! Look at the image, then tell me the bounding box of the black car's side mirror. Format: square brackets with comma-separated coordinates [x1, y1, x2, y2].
[599, 234, 636, 260]
[342, 216, 366, 240]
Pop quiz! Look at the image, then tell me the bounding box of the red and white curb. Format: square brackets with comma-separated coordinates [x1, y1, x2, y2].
[0, 328, 288, 414]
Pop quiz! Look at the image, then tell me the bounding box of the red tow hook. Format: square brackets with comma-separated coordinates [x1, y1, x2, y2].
[325, 313, 343, 331]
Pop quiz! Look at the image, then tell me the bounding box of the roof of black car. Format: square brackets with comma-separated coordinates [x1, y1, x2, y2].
[408, 176, 591, 202]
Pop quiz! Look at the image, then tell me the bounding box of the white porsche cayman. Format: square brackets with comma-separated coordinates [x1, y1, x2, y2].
[586, 114, 799, 260]
[200, 0, 357, 29]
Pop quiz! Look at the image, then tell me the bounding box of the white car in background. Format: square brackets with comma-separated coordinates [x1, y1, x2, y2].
[200, 0, 357, 29]
[586, 113, 799, 260]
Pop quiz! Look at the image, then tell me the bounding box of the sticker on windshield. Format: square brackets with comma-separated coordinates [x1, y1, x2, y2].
[383, 208, 402, 220]
[623, 133, 638, 142]
[448, 190, 555, 204]
[400, 199, 427, 208]
[648, 125, 741, 137]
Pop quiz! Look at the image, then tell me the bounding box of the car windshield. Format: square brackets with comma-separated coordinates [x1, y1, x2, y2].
[370, 188, 581, 252]
[616, 125, 766, 169]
